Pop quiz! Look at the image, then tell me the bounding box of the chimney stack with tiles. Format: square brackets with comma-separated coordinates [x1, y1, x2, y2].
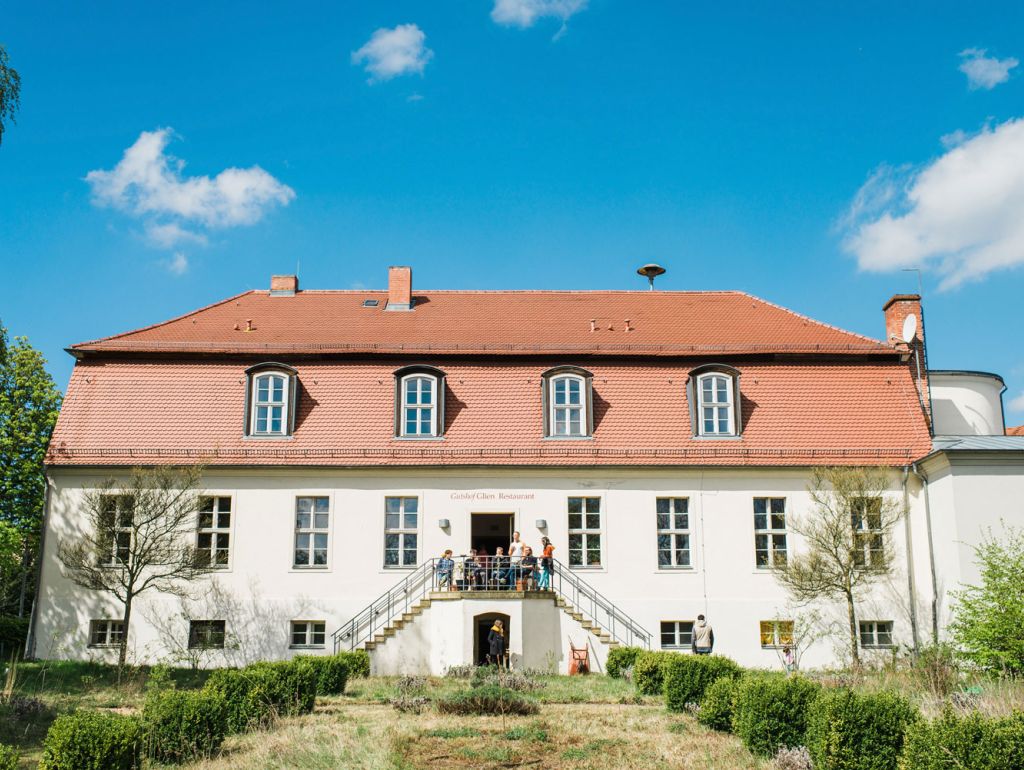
[387, 265, 413, 311]
[270, 275, 298, 296]
[884, 293, 931, 429]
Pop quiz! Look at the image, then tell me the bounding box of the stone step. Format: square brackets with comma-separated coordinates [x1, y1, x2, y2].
[364, 642, 377, 651]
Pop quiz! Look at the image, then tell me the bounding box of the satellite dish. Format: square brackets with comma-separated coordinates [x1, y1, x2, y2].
[637, 263, 666, 290]
[901, 313, 918, 343]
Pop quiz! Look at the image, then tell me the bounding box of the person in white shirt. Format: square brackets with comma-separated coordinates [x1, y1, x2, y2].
[508, 531, 525, 588]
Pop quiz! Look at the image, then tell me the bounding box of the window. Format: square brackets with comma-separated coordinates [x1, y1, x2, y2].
[188, 620, 226, 649]
[852, 497, 885, 569]
[401, 375, 437, 436]
[759, 620, 794, 649]
[754, 497, 787, 568]
[97, 495, 134, 566]
[697, 373, 735, 435]
[196, 496, 231, 568]
[384, 496, 419, 567]
[859, 621, 894, 648]
[660, 621, 694, 650]
[244, 363, 298, 437]
[294, 497, 330, 568]
[657, 497, 691, 568]
[88, 620, 124, 648]
[290, 621, 326, 649]
[542, 367, 593, 438]
[568, 497, 601, 566]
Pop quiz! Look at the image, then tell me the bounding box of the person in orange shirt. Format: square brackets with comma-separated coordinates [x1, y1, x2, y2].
[538, 536, 555, 590]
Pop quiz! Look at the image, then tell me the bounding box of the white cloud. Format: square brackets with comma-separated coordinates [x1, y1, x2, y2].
[1008, 391, 1024, 413]
[145, 222, 208, 248]
[939, 129, 969, 149]
[86, 129, 294, 234]
[959, 48, 1018, 90]
[842, 118, 1024, 290]
[491, 0, 587, 29]
[352, 24, 432, 82]
[163, 252, 189, 275]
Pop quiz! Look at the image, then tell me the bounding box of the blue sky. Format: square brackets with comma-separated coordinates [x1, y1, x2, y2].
[2, 2, 1023, 421]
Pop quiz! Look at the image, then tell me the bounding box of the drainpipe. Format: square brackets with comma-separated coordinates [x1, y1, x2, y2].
[901, 466, 920, 653]
[911, 462, 939, 644]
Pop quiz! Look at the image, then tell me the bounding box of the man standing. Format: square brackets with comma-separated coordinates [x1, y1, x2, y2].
[693, 614, 714, 655]
[508, 531, 524, 587]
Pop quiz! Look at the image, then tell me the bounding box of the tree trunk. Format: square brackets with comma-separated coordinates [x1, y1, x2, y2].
[119, 594, 133, 673]
[846, 591, 860, 666]
[17, 540, 32, 617]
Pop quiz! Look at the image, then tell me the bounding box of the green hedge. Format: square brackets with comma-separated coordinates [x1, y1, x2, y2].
[204, 659, 317, 734]
[337, 649, 370, 678]
[39, 711, 143, 770]
[633, 651, 679, 695]
[697, 675, 738, 731]
[606, 646, 644, 678]
[0, 743, 17, 770]
[294, 654, 349, 695]
[142, 688, 229, 764]
[732, 674, 821, 757]
[900, 709, 1024, 770]
[664, 654, 742, 712]
[435, 685, 539, 716]
[806, 689, 917, 770]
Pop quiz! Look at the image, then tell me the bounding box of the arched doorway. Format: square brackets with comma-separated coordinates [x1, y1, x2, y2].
[473, 612, 510, 666]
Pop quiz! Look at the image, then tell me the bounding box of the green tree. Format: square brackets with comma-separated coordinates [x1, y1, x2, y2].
[0, 44, 21, 146]
[0, 324, 62, 618]
[772, 466, 905, 665]
[949, 525, 1024, 675]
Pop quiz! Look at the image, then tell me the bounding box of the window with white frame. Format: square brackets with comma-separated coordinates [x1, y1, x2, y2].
[859, 620, 894, 648]
[550, 375, 585, 436]
[196, 496, 231, 568]
[97, 495, 134, 566]
[290, 620, 326, 648]
[656, 497, 691, 568]
[89, 619, 124, 648]
[754, 497, 787, 568]
[759, 620, 794, 649]
[294, 497, 330, 568]
[251, 372, 288, 435]
[401, 375, 437, 437]
[697, 372, 735, 436]
[568, 496, 601, 566]
[660, 621, 694, 649]
[852, 497, 885, 569]
[188, 620, 226, 649]
[384, 496, 419, 567]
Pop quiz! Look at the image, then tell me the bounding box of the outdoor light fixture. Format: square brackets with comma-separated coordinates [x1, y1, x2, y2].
[438, 518, 450, 529]
[535, 519, 547, 529]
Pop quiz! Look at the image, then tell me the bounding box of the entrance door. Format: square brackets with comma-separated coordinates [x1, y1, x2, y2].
[474, 612, 511, 665]
[471, 512, 514, 556]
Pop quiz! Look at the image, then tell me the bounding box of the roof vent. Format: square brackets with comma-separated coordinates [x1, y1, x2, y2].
[637, 263, 666, 290]
[362, 299, 380, 307]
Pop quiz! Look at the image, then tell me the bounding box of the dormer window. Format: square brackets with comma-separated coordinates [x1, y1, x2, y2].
[244, 363, 298, 437]
[542, 367, 594, 438]
[688, 365, 742, 438]
[394, 366, 446, 438]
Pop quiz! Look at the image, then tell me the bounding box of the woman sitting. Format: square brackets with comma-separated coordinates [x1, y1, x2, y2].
[520, 546, 538, 590]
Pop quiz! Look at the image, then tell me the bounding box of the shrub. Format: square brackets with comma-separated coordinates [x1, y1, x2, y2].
[806, 689, 917, 770]
[606, 646, 644, 678]
[39, 710, 143, 770]
[444, 664, 477, 679]
[436, 685, 539, 716]
[142, 688, 228, 764]
[337, 649, 370, 678]
[697, 675, 738, 731]
[0, 744, 17, 770]
[664, 654, 742, 712]
[471, 666, 544, 692]
[732, 675, 821, 757]
[294, 654, 349, 695]
[204, 659, 317, 734]
[900, 709, 1024, 770]
[633, 651, 678, 695]
[774, 746, 814, 770]
[144, 664, 175, 695]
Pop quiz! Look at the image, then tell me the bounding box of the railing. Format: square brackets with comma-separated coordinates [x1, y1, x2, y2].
[332, 555, 652, 653]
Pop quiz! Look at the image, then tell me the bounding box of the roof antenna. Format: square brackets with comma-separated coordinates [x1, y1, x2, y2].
[636, 263, 666, 290]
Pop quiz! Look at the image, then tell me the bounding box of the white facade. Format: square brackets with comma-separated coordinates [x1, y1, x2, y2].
[929, 371, 1006, 437]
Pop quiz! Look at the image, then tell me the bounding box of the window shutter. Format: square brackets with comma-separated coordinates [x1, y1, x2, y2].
[585, 373, 595, 436]
[242, 374, 252, 436]
[541, 377, 550, 437]
[685, 377, 697, 436]
[733, 374, 743, 435]
[437, 375, 446, 436]
[288, 373, 300, 435]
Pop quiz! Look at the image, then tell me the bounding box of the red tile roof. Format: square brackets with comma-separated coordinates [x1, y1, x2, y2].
[1009, 425, 1024, 436]
[70, 290, 890, 357]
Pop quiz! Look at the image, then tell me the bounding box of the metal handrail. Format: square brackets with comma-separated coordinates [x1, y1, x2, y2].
[331, 555, 651, 652]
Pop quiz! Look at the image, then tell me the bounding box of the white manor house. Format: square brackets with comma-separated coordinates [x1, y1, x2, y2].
[28, 266, 1024, 673]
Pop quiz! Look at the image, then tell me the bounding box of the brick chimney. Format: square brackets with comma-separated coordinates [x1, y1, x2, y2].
[883, 294, 932, 430]
[386, 266, 413, 311]
[270, 275, 298, 296]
